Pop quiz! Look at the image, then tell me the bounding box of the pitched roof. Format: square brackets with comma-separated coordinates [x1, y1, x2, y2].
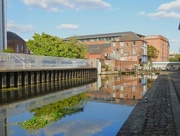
[7, 31, 25, 42]
[65, 31, 144, 40]
[120, 32, 143, 41]
[88, 43, 111, 54]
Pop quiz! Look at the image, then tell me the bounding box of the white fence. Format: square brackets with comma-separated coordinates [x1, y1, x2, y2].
[0, 53, 92, 70]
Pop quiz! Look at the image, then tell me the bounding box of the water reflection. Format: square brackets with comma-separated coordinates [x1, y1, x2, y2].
[0, 77, 96, 105]
[88, 74, 157, 104]
[0, 74, 157, 136]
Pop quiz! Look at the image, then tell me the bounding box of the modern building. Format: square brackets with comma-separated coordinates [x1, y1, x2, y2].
[0, 0, 7, 51]
[7, 31, 30, 54]
[144, 35, 170, 62]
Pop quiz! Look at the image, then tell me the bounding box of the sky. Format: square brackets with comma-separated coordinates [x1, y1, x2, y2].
[6, 0, 180, 53]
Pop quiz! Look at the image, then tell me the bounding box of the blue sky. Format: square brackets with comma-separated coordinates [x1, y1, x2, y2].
[6, 0, 180, 53]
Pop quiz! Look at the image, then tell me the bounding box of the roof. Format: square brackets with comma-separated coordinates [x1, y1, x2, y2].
[7, 31, 25, 42]
[120, 32, 143, 41]
[88, 43, 111, 54]
[65, 31, 145, 40]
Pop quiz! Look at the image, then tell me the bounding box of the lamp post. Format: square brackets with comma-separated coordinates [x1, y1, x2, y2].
[0, 0, 7, 51]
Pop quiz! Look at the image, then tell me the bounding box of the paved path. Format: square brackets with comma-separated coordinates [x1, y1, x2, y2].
[116, 70, 180, 136]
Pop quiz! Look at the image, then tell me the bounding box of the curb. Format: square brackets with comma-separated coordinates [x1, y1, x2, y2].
[168, 74, 180, 135]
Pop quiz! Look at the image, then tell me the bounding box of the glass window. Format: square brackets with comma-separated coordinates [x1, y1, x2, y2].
[133, 41, 136, 45]
[126, 43, 128, 47]
[120, 42, 124, 47]
[16, 44, 19, 52]
[113, 42, 116, 47]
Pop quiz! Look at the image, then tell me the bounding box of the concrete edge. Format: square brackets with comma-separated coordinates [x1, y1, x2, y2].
[168, 74, 180, 135]
[116, 74, 161, 135]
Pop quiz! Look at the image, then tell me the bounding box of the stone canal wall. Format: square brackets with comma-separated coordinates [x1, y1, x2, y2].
[116, 73, 180, 136]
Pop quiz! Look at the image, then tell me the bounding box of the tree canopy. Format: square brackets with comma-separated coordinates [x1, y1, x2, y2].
[26, 33, 87, 59]
[169, 54, 180, 62]
[147, 45, 159, 61]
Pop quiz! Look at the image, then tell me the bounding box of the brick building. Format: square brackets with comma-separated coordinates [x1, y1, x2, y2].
[72, 31, 148, 70]
[144, 35, 170, 62]
[7, 31, 30, 54]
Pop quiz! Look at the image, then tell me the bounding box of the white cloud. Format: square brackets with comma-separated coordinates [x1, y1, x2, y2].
[158, 0, 180, 11]
[139, 0, 180, 19]
[170, 38, 180, 43]
[43, 120, 110, 136]
[147, 11, 180, 19]
[21, 0, 112, 11]
[7, 20, 36, 33]
[56, 24, 79, 30]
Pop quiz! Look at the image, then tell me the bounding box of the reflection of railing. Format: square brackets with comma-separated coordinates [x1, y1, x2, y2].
[0, 52, 92, 70]
[0, 77, 96, 106]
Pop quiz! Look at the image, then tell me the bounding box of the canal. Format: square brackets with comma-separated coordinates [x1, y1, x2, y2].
[0, 74, 158, 136]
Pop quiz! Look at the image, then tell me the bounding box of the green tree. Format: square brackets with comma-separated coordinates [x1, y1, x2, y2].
[26, 33, 87, 58]
[147, 45, 159, 68]
[147, 45, 159, 61]
[169, 54, 180, 62]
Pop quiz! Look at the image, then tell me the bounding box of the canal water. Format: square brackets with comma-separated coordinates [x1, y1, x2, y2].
[0, 74, 158, 136]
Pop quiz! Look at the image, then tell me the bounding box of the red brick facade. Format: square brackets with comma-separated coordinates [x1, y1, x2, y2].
[144, 35, 170, 62]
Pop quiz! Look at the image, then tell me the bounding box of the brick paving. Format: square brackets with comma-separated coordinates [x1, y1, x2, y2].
[116, 73, 180, 136]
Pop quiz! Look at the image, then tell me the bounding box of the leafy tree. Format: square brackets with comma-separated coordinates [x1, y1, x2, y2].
[169, 54, 180, 62]
[26, 33, 87, 59]
[147, 45, 159, 68]
[147, 45, 159, 61]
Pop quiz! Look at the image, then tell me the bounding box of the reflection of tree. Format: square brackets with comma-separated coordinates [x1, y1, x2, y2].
[20, 93, 87, 131]
[147, 79, 154, 89]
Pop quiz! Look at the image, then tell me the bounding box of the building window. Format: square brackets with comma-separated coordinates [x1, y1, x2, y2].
[99, 38, 104, 40]
[126, 43, 128, 47]
[113, 42, 116, 47]
[113, 50, 115, 55]
[120, 42, 124, 47]
[16, 44, 19, 52]
[120, 49, 124, 54]
[106, 37, 111, 41]
[26, 47, 29, 53]
[132, 48, 136, 55]
[22, 45, 24, 52]
[132, 41, 136, 46]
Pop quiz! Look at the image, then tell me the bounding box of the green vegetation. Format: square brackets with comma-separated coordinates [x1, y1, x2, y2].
[147, 45, 159, 61]
[20, 93, 87, 131]
[2, 48, 14, 53]
[101, 63, 109, 71]
[26, 33, 87, 58]
[147, 45, 159, 67]
[169, 54, 180, 62]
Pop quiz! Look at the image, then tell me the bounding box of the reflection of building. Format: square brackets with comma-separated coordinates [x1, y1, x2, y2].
[144, 35, 170, 62]
[0, 0, 7, 51]
[87, 75, 151, 103]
